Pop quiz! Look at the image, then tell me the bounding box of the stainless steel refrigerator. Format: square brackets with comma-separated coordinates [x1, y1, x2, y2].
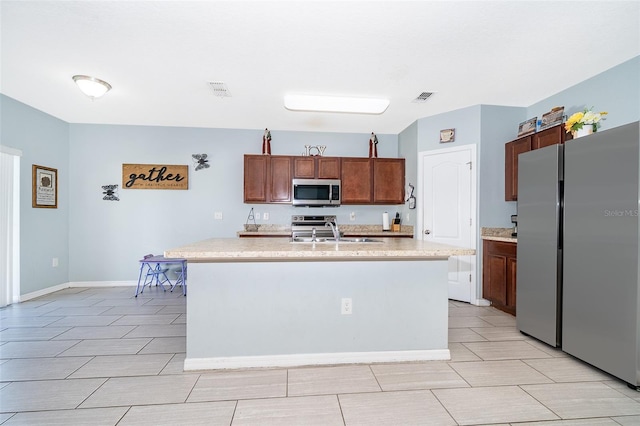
[517, 121, 640, 388]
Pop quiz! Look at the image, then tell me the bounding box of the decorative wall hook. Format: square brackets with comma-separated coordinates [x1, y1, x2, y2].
[102, 184, 119, 201]
[192, 154, 210, 171]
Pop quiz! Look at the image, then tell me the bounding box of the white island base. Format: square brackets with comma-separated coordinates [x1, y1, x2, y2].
[183, 259, 450, 371]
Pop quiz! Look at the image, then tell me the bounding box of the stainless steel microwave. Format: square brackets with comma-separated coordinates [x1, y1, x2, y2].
[292, 179, 341, 207]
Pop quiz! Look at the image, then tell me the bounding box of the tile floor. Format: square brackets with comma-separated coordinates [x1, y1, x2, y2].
[1, 286, 640, 425]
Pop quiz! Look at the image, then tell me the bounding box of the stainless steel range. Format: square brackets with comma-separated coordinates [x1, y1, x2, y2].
[291, 215, 337, 239]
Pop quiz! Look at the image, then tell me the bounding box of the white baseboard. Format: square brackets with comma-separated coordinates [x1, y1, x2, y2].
[20, 283, 71, 301]
[20, 281, 137, 301]
[473, 298, 491, 306]
[184, 349, 451, 371]
[69, 281, 137, 288]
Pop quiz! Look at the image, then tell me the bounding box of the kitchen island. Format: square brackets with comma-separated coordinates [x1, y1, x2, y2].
[165, 237, 474, 371]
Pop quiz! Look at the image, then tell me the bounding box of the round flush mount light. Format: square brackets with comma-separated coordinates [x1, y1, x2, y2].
[72, 75, 112, 100]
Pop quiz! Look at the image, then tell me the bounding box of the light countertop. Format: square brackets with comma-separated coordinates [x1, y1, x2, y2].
[481, 227, 517, 243]
[165, 237, 474, 262]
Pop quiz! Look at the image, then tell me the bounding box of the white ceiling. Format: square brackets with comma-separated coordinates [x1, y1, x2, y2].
[1, 1, 638, 134]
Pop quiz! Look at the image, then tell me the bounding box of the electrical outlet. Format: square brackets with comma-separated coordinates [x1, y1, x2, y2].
[350, 212, 356, 221]
[214, 212, 223, 220]
[52, 258, 59, 267]
[263, 212, 269, 221]
[341, 298, 352, 315]
[255, 212, 261, 220]
[406, 213, 410, 221]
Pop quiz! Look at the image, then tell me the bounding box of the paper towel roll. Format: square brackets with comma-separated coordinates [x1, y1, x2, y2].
[382, 212, 390, 231]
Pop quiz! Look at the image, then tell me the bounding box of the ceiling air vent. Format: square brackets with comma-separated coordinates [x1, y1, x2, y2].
[208, 81, 231, 97]
[412, 92, 434, 103]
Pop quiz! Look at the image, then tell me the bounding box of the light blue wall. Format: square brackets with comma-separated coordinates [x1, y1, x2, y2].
[397, 120, 417, 227]
[527, 56, 640, 131]
[68, 124, 400, 281]
[0, 94, 70, 295]
[479, 105, 527, 227]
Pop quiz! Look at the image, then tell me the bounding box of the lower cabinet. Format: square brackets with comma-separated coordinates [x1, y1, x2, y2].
[482, 239, 517, 315]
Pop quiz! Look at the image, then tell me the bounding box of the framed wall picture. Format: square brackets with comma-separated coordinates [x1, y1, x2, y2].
[439, 128, 455, 143]
[518, 117, 537, 137]
[539, 106, 565, 131]
[32, 164, 58, 208]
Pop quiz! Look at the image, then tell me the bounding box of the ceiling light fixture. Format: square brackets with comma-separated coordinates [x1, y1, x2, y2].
[72, 75, 112, 100]
[284, 94, 389, 114]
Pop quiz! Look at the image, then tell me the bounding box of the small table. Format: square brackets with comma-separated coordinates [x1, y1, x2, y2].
[135, 255, 187, 297]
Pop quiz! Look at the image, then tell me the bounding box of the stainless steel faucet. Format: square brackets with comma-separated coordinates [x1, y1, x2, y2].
[311, 227, 317, 242]
[325, 219, 340, 241]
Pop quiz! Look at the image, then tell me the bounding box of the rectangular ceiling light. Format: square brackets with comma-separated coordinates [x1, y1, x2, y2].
[284, 94, 390, 114]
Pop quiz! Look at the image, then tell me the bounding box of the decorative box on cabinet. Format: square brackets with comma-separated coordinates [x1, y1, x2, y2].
[482, 239, 517, 315]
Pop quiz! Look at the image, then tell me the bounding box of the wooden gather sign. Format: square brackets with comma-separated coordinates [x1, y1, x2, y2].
[122, 164, 189, 190]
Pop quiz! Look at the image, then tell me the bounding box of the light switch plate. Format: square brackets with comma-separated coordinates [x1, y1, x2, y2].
[214, 212, 223, 220]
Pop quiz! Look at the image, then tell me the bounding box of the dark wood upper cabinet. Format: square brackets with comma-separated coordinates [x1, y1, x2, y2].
[505, 124, 571, 201]
[341, 158, 373, 204]
[317, 157, 341, 179]
[246, 155, 404, 205]
[504, 136, 532, 201]
[244, 155, 269, 202]
[269, 156, 292, 203]
[244, 155, 292, 203]
[532, 124, 572, 150]
[373, 158, 405, 204]
[293, 156, 341, 179]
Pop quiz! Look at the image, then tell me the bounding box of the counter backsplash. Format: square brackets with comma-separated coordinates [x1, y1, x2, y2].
[239, 224, 414, 237]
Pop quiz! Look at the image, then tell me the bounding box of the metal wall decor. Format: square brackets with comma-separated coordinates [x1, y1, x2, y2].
[192, 154, 210, 171]
[369, 132, 378, 158]
[406, 183, 416, 209]
[102, 184, 120, 201]
[303, 145, 326, 156]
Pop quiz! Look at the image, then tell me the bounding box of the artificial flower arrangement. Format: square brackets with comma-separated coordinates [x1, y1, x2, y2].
[565, 107, 608, 134]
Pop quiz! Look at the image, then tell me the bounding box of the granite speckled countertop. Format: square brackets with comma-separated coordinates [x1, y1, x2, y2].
[165, 236, 473, 262]
[237, 224, 414, 238]
[481, 227, 517, 243]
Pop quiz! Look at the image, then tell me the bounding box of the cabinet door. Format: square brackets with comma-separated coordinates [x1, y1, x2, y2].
[504, 136, 532, 201]
[488, 254, 508, 307]
[293, 157, 315, 178]
[317, 157, 341, 179]
[244, 155, 268, 202]
[341, 158, 373, 204]
[373, 158, 405, 204]
[269, 156, 293, 203]
[507, 257, 517, 310]
[532, 125, 564, 149]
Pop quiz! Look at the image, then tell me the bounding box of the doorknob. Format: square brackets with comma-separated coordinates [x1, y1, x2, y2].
[424, 230, 431, 235]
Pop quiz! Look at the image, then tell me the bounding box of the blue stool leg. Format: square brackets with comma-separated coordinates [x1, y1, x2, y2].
[135, 262, 146, 297]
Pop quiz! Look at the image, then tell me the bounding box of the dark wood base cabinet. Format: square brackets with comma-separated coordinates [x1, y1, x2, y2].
[482, 240, 517, 315]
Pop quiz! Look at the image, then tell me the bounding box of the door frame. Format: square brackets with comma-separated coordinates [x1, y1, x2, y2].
[417, 143, 480, 305]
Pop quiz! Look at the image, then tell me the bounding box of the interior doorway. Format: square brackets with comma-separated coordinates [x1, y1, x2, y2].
[418, 144, 477, 303]
[1, 146, 21, 307]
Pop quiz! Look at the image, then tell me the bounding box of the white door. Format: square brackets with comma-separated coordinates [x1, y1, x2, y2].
[420, 145, 476, 303]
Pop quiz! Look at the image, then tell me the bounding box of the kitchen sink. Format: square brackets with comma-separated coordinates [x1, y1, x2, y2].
[290, 237, 383, 243]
